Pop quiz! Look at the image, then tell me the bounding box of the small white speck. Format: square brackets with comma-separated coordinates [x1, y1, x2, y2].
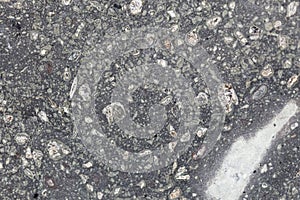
[86, 183, 94, 192]
[84, 116, 93, 123]
[62, 0, 72, 6]
[157, 59, 168, 68]
[229, 2, 235, 10]
[38, 111, 49, 122]
[83, 161, 93, 168]
[261, 182, 268, 188]
[137, 180, 146, 188]
[260, 164, 268, 174]
[97, 192, 104, 199]
[167, 10, 176, 18]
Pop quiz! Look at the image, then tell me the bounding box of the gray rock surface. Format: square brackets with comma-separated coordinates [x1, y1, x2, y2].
[0, 0, 299, 199]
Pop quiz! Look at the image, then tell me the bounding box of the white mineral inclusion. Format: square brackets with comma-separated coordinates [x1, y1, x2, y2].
[206, 100, 298, 200]
[47, 139, 71, 161]
[38, 110, 49, 122]
[102, 102, 126, 124]
[206, 16, 222, 29]
[129, 0, 143, 15]
[286, 1, 299, 18]
[61, 0, 72, 6]
[14, 133, 30, 145]
[70, 76, 77, 99]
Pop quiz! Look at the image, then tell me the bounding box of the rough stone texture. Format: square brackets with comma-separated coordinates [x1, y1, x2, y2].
[0, 0, 299, 199]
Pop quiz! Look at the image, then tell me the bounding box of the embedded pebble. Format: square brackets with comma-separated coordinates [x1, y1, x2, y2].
[86, 184, 94, 192]
[14, 133, 29, 145]
[260, 164, 268, 173]
[219, 83, 239, 114]
[129, 0, 143, 15]
[80, 174, 89, 184]
[260, 64, 274, 78]
[3, 114, 13, 123]
[169, 188, 182, 199]
[228, 2, 235, 10]
[170, 24, 179, 32]
[29, 31, 39, 40]
[38, 110, 49, 122]
[196, 127, 208, 138]
[278, 35, 289, 50]
[160, 95, 173, 105]
[235, 31, 248, 45]
[206, 16, 222, 29]
[168, 124, 177, 138]
[192, 145, 206, 160]
[32, 149, 43, 167]
[84, 116, 93, 123]
[24, 168, 35, 179]
[249, 26, 261, 40]
[74, 22, 85, 38]
[82, 161, 93, 168]
[264, 22, 273, 32]
[63, 67, 71, 81]
[175, 166, 190, 180]
[22, 156, 30, 167]
[47, 139, 71, 161]
[252, 85, 268, 100]
[40, 45, 51, 56]
[223, 123, 233, 132]
[168, 141, 178, 152]
[286, 2, 299, 18]
[157, 59, 168, 68]
[97, 192, 104, 199]
[185, 30, 199, 46]
[25, 147, 33, 159]
[290, 122, 299, 130]
[283, 59, 292, 69]
[287, 74, 299, 89]
[224, 36, 234, 44]
[61, 0, 72, 5]
[137, 180, 146, 188]
[102, 102, 126, 124]
[273, 20, 282, 30]
[167, 10, 176, 18]
[261, 182, 268, 188]
[45, 177, 55, 187]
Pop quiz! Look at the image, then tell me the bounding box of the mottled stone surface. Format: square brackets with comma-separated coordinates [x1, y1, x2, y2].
[0, 0, 299, 199]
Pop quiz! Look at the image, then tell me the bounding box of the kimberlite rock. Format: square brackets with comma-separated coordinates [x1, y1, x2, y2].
[0, 0, 299, 199]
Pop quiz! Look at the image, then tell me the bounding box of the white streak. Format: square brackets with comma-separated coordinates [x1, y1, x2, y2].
[206, 100, 298, 200]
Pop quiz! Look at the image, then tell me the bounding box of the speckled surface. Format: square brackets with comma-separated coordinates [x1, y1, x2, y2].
[0, 0, 299, 200]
